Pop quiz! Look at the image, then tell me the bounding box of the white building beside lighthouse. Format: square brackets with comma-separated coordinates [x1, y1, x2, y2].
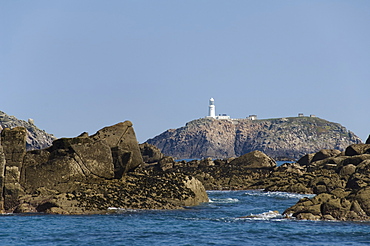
[206, 98, 230, 120]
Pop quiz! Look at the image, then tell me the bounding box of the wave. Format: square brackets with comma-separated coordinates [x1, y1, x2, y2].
[244, 190, 315, 200]
[106, 207, 139, 213]
[0, 212, 14, 216]
[208, 198, 239, 203]
[207, 190, 239, 193]
[236, 210, 285, 221]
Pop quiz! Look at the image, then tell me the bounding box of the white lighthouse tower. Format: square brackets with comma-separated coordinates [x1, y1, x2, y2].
[208, 98, 216, 118]
[206, 98, 230, 120]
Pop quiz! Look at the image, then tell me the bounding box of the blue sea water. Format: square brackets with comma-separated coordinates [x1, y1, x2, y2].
[2, 190, 370, 245]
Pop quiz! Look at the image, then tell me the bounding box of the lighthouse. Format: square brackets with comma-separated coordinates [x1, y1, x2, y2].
[208, 98, 216, 118]
[206, 98, 230, 120]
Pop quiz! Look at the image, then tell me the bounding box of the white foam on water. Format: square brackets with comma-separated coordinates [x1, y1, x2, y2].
[183, 217, 236, 223]
[244, 190, 315, 200]
[207, 190, 237, 193]
[209, 198, 239, 204]
[0, 212, 14, 216]
[236, 210, 285, 221]
[107, 207, 138, 213]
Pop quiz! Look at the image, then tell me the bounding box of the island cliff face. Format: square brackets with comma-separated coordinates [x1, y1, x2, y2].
[147, 117, 361, 159]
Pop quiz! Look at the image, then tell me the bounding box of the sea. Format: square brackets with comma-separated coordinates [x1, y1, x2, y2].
[2, 161, 370, 245]
[1, 190, 370, 245]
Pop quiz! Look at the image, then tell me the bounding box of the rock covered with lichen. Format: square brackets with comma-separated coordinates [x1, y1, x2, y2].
[0, 122, 208, 214]
[139, 144, 276, 190]
[141, 140, 370, 221]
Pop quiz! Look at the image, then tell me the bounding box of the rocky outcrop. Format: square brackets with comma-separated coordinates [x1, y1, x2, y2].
[141, 148, 276, 190]
[141, 138, 370, 221]
[0, 111, 56, 151]
[0, 121, 208, 214]
[147, 117, 361, 160]
[229, 150, 276, 168]
[16, 171, 208, 213]
[139, 140, 370, 221]
[21, 121, 143, 193]
[245, 143, 370, 221]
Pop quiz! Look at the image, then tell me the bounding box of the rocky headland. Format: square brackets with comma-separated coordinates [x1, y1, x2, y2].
[147, 117, 361, 160]
[0, 121, 208, 214]
[0, 111, 56, 151]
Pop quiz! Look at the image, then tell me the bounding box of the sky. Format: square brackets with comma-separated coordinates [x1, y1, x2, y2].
[1, 1, 370, 143]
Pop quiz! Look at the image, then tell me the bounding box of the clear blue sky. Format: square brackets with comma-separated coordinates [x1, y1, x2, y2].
[1, 1, 369, 143]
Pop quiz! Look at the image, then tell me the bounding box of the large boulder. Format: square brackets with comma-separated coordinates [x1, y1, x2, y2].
[139, 143, 164, 163]
[311, 149, 342, 162]
[21, 121, 143, 194]
[345, 144, 370, 156]
[157, 156, 175, 172]
[182, 176, 209, 206]
[297, 153, 315, 166]
[352, 187, 370, 216]
[229, 150, 276, 169]
[339, 164, 356, 176]
[90, 121, 143, 174]
[22, 138, 115, 193]
[338, 154, 370, 167]
[366, 135, 370, 144]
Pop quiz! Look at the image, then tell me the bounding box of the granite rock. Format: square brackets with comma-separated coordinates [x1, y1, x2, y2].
[229, 150, 276, 169]
[139, 143, 164, 164]
[0, 111, 56, 150]
[1, 127, 27, 211]
[147, 150, 276, 190]
[147, 117, 361, 159]
[345, 144, 370, 156]
[0, 121, 208, 214]
[273, 142, 370, 221]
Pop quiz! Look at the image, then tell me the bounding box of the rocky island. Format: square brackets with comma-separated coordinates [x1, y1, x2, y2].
[147, 117, 361, 160]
